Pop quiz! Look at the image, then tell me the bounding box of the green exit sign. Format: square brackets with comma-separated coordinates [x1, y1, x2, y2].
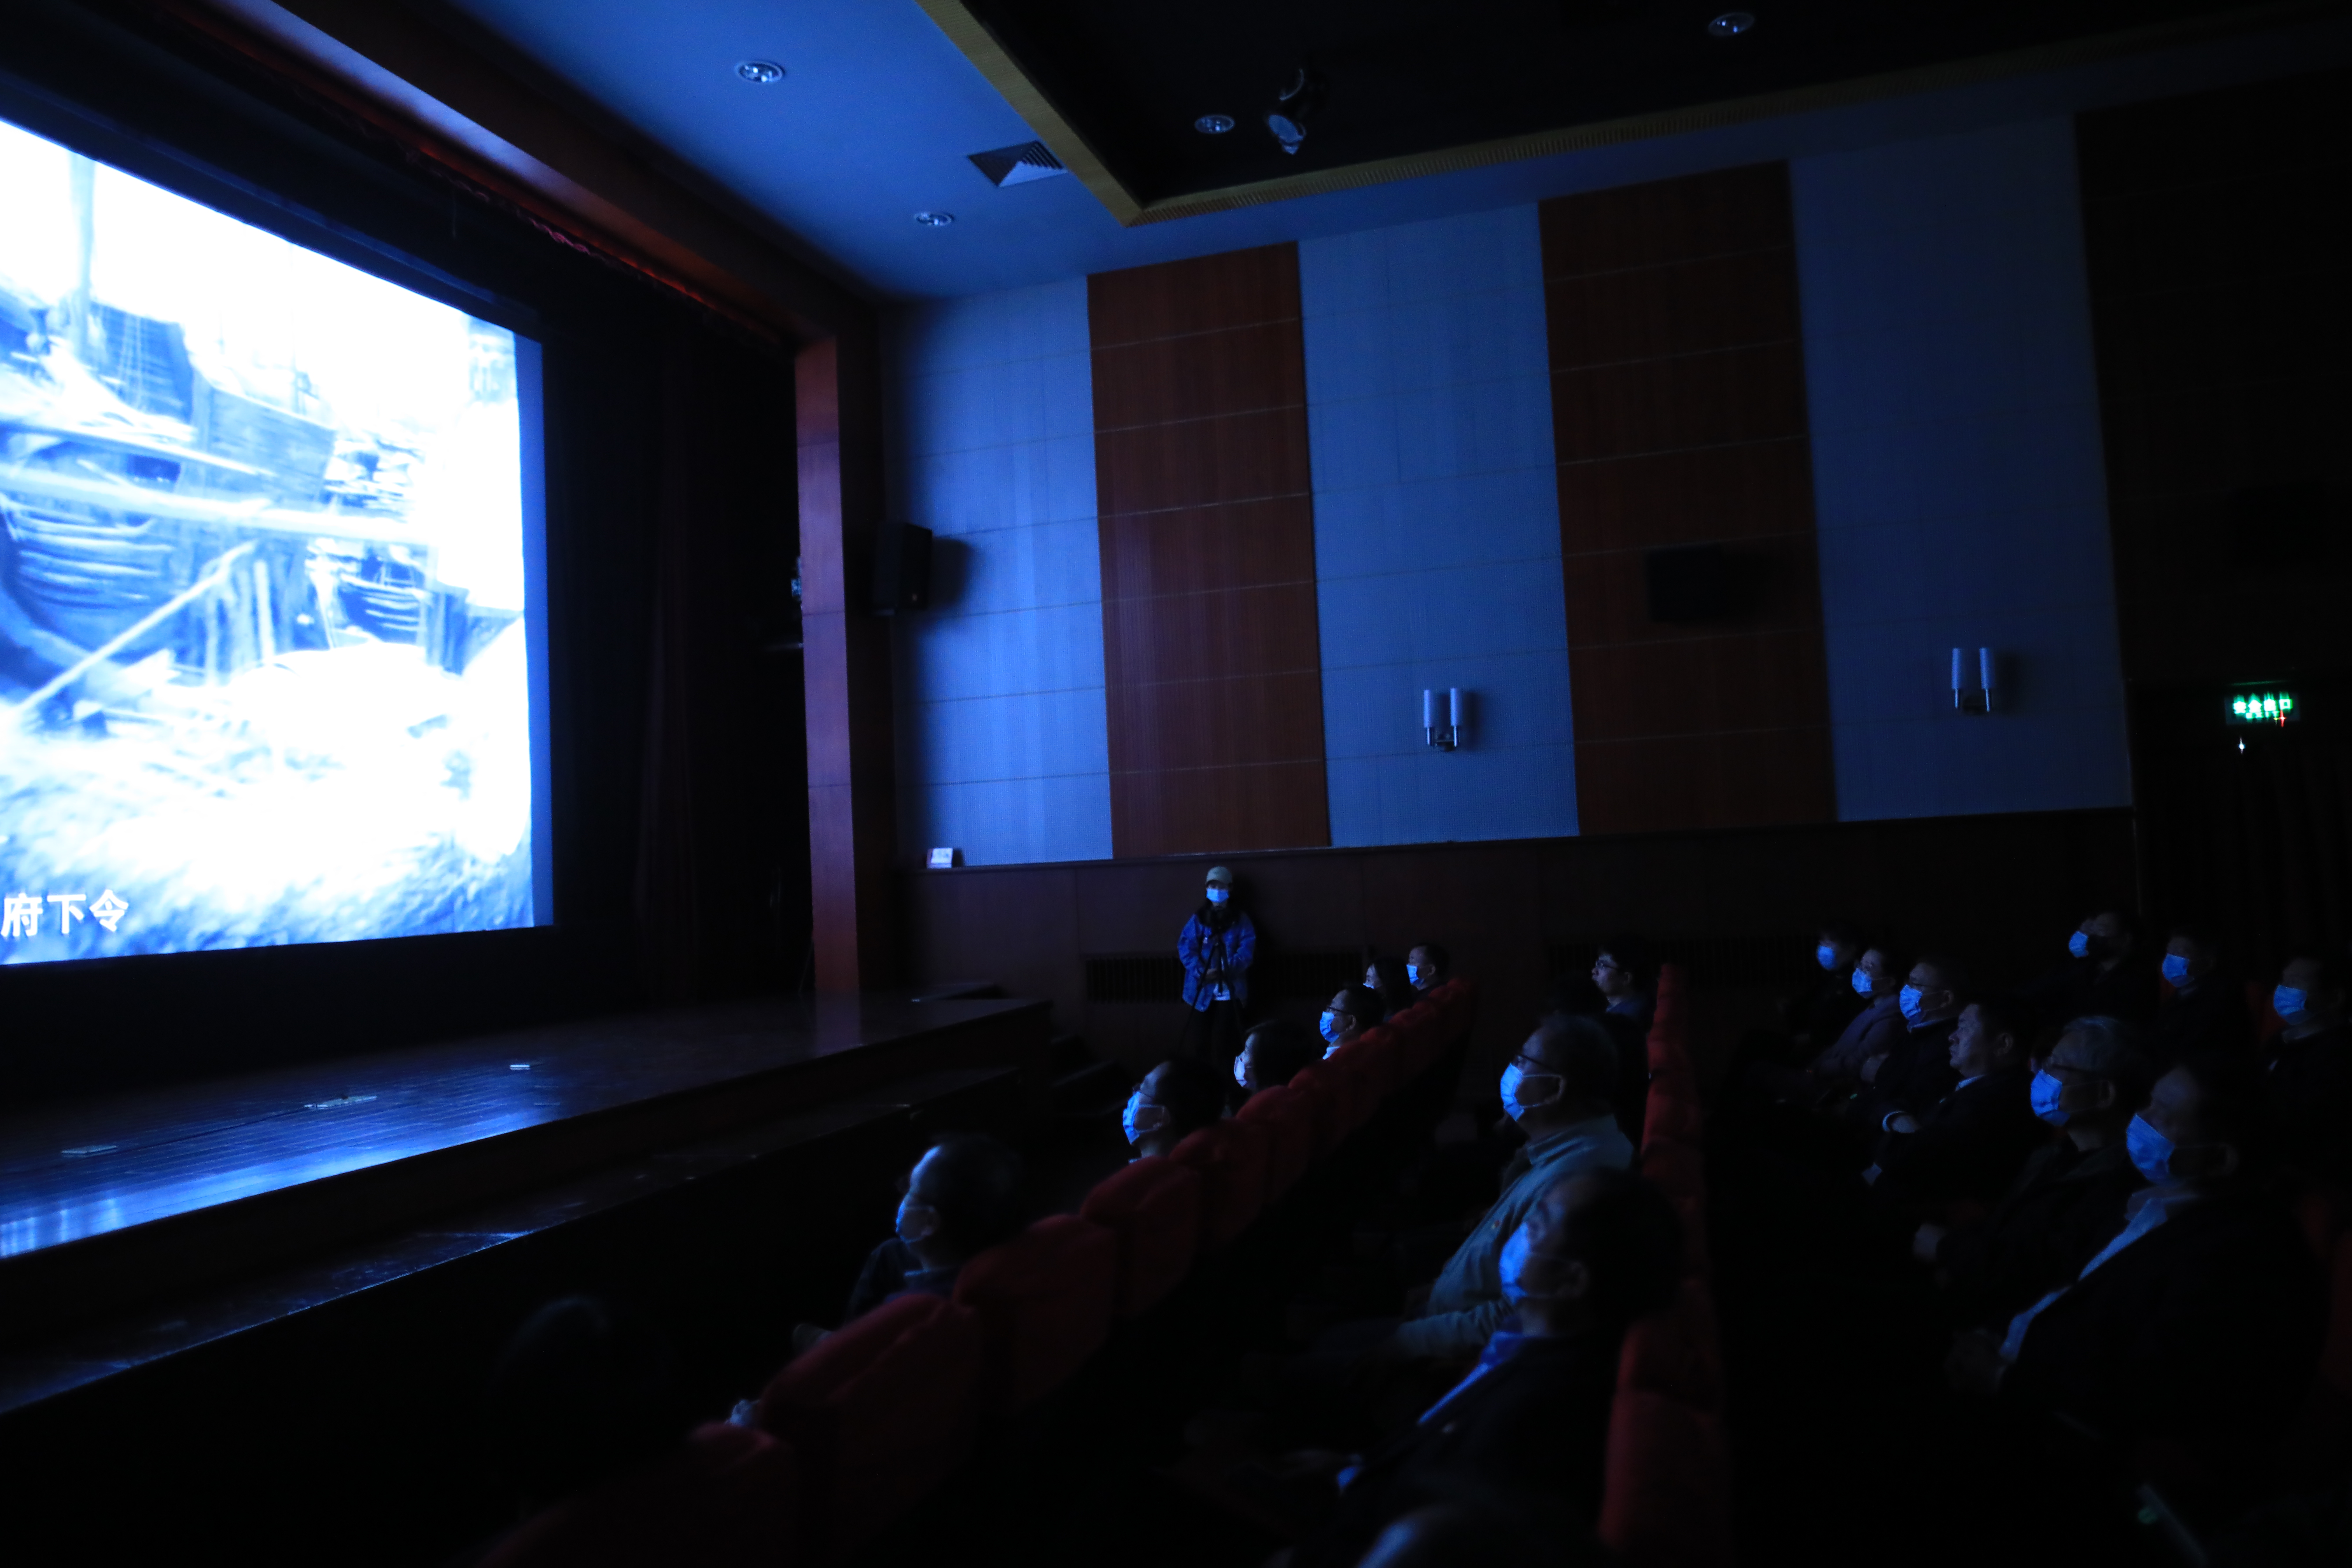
[2229, 690, 2299, 724]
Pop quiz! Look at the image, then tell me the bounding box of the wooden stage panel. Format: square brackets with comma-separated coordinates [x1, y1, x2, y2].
[0, 995, 1048, 1342]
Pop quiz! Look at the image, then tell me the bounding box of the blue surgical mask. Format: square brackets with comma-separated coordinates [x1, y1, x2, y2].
[1122, 1093, 1165, 1146]
[1406, 963, 1422, 986]
[895, 1195, 937, 1245]
[1319, 1010, 1342, 1042]
[1816, 944, 1838, 971]
[2126, 1113, 2180, 1186]
[1852, 968, 1874, 998]
[2029, 1070, 2070, 1127]
[1499, 1061, 1559, 1122]
[2162, 953, 2191, 986]
[1898, 985, 1926, 1023]
[2068, 930, 2091, 959]
[1232, 1054, 1250, 1089]
[1206, 887, 1229, 904]
[2275, 985, 2308, 1021]
[1497, 1224, 1533, 1303]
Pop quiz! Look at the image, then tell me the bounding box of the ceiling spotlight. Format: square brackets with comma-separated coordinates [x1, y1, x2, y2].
[1266, 68, 1325, 156]
[912, 210, 955, 227]
[1194, 113, 1236, 135]
[736, 59, 785, 84]
[1707, 12, 1755, 36]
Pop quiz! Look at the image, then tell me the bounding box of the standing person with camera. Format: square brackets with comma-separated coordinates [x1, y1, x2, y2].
[1180, 865, 1256, 1081]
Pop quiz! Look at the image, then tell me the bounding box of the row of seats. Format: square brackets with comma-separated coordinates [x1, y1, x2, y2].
[1601, 965, 1737, 1568]
[736, 981, 1481, 1564]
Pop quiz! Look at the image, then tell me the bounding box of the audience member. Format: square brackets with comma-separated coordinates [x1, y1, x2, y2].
[1917, 1015, 2152, 1324]
[840, 1134, 1026, 1322]
[1237, 1019, 1319, 1099]
[1125, 1056, 1226, 1161]
[1390, 1015, 1633, 1360]
[1785, 920, 1870, 1054]
[1592, 934, 1657, 1037]
[2264, 953, 2352, 1183]
[1322, 985, 1382, 1058]
[482, 1297, 693, 1521]
[1867, 996, 2045, 1214]
[1180, 866, 1256, 1078]
[2024, 908, 2158, 1029]
[1785, 943, 1909, 1097]
[1844, 954, 1967, 1133]
[1407, 943, 1450, 995]
[1951, 1052, 2325, 1507]
[1365, 958, 1414, 1019]
[1290, 1170, 1682, 1567]
[2150, 922, 2253, 1065]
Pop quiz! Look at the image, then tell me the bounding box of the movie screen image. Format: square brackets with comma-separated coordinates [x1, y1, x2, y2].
[0, 116, 547, 965]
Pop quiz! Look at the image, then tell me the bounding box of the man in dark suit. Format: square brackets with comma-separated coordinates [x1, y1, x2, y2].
[1948, 1052, 2325, 1516]
[2150, 922, 2252, 1066]
[1289, 1168, 1684, 1568]
[1916, 1015, 2152, 1325]
[1844, 954, 1966, 1136]
[1867, 996, 2047, 1216]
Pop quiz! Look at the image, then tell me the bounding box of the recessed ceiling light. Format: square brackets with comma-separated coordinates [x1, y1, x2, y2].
[1194, 113, 1236, 135]
[913, 211, 955, 227]
[736, 59, 785, 84]
[1708, 12, 1756, 36]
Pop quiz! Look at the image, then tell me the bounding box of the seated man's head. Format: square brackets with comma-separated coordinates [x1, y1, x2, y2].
[1124, 1055, 1225, 1158]
[1816, 922, 1867, 974]
[2072, 907, 2136, 962]
[1503, 1013, 1621, 1132]
[483, 1296, 690, 1515]
[1407, 942, 1449, 992]
[1592, 934, 1654, 1003]
[1503, 1169, 1684, 1337]
[1236, 1018, 1316, 1096]
[2162, 922, 2223, 992]
[1946, 997, 2026, 1081]
[2130, 1050, 2269, 1189]
[1365, 957, 1412, 1010]
[1902, 953, 1967, 1026]
[2031, 1014, 2152, 1135]
[2276, 953, 2348, 1037]
[1322, 985, 1382, 1052]
[895, 1133, 1025, 1269]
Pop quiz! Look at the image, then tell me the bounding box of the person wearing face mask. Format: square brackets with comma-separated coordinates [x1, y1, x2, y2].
[1842, 954, 1967, 1136]
[1915, 1016, 2151, 1326]
[2262, 953, 2352, 1183]
[831, 1134, 1027, 1331]
[1406, 943, 1449, 996]
[1946, 1052, 2324, 1510]
[1389, 1015, 1633, 1362]
[1364, 958, 1413, 1020]
[2148, 922, 2252, 1067]
[1120, 1056, 1225, 1162]
[1178, 866, 1256, 1081]
[1752, 944, 1910, 1106]
[1234, 1018, 1317, 1101]
[2024, 908, 2158, 1031]
[1319, 985, 1381, 1059]
[1784, 922, 1870, 1055]
[1866, 997, 2045, 1215]
[1287, 1171, 1682, 1568]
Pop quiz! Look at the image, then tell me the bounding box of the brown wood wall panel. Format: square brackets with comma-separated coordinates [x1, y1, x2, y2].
[1543, 162, 1835, 835]
[1090, 244, 1330, 858]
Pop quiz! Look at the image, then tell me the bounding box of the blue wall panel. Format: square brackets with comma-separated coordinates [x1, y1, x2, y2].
[1792, 119, 2132, 821]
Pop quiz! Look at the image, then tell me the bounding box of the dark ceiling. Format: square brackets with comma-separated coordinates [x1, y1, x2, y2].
[962, 0, 2296, 204]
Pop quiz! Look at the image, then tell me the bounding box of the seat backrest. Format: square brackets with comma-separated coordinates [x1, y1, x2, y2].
[1617, 1278, 1724, 1412]
[1643, 1074, 1703, 1148]
[480, 1422, 798, 1568]
[952, 1214, 1119, 1416]
[1288, 1062, 1369, 1149]
[1079, 1156, 1203, 1318]
[1170, 1119, 1270, 1251]
[2323, 1231, 2352, 1398]
[755, 1292, 981, 1558]
[1598, 1391, 1735, 1568]
[1637, 1138, 1704, 1209]
[1236, 1087, 1313, 1199]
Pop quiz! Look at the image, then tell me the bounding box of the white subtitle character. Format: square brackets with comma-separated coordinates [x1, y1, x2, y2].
[1, 892, 40, 939]
[49, 892, 86, 932]
[90, 889, 129, 934]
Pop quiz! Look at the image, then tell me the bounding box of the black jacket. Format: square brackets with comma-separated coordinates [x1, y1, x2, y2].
[1873, 1065, 2048, 1213]
[1843, 1017, 1959, 1135]
[2005, 1190, 2325, 1501]
[2265, 1026, 2352, 1184]
[1935, 1138, 2144, 1325]
[2022, 953, 2160, 1031]
[1292, 1330, 1618, 1568]
[2150, 980, 2254, 1067]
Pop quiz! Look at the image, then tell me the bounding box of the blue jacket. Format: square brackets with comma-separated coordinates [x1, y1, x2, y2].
[1179, 909, 1255, 1009]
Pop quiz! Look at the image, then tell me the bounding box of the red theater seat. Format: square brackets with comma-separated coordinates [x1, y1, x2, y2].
[1170, 1119, 1270, 1251]
[1644, 1078, 1703, 1148]
[2324, 1232, 2352, 1399]
[1287, 1063, 1364, 1156]
[1079, 1156, 1203, 1318]
[953, 1214, 1118, 1415]
[480, 1421, 797, 1568]
[1598, 1391, 1735, 1568]
[756, 1292, 980, 1559]
[1236, 1087, 1314, 1198]
[1618, 1279, 1724, 1412]
[1638, 1139, 1704, 1209]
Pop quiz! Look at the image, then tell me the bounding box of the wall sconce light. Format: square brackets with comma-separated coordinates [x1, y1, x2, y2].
[1423, 687, 1464, 751]
[1952, 648, 1995, 715]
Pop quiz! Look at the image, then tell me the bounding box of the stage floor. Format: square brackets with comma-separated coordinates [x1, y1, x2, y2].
[0, 993, 1046, 1340]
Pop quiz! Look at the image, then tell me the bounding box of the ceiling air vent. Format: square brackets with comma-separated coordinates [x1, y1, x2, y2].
[968, 140, 1068, 188]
